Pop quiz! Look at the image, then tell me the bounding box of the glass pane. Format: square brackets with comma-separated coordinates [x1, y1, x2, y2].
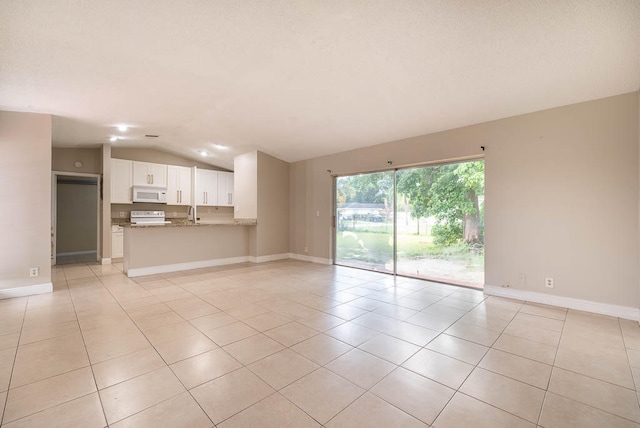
[395, 160, 484, 287]
[335, 171, 394, 273]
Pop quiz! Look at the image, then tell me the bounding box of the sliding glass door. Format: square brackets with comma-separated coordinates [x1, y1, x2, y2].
[335, 171, 394, 273]
[335, 160, 484, 287]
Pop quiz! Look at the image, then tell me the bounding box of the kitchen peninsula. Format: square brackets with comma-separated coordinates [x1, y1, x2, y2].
[123, 219, 257, 277]
[110, 150, 291, 277]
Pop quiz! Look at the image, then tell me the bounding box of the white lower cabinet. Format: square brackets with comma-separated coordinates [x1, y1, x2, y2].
[111, 225, 123, 258]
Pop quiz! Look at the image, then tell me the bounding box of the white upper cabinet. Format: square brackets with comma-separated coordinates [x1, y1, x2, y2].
[132, 161, 167, 188]
[196, 169, 218, 206]
[217, 172, 234, 206]
[110, 158, 133, 204]
[167, 166, 192, 206]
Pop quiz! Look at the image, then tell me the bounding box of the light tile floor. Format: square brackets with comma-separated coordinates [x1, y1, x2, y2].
[1, 260, 639, 427]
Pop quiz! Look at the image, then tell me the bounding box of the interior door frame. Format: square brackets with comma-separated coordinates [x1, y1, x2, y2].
[51, 171, 102, 266]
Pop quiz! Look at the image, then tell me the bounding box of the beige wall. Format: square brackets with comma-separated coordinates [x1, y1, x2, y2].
[234, 151, 258, 219]
[290, 92, 640, 307]
[256, 152, 290, 257]
[102, 144, 111, 259]
[124, 225, 250, 271]
[56, 182, 97, 253]
[52, 148, 101, 174]
[485, 93, 638, 307]
[0, 111, 52, 290]
[289, 161, 307, 255]
[112, 148, 224, 170]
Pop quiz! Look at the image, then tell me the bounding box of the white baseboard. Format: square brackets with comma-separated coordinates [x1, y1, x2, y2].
[250, 253, 291, 263]
[484, 285, 640, 321]
[0, 282, 53, 300]
[289, 253, 333, 265]
[101, 258, 112, 265]
[126, 256, 251, 277]
[57, 251, 96, 256]
[125, 252, 335, 277]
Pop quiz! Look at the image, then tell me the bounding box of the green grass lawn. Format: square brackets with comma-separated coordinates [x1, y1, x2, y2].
[336, 228, 483, 270]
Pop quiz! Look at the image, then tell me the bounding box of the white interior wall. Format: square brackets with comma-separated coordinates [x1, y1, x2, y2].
[290, 92, 640, 310]
[233, 151, 258, 219]
[0, 111, 52, 293]
[484, 93, 638, 307]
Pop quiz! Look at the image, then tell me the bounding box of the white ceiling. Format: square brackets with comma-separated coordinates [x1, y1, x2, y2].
[1, 1, 639, 170]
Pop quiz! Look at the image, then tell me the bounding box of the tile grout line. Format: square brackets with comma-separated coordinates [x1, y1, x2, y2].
[620, 316, 640, 420]
[16, 261, 640, 426]
[66, 265, 111, 427]
[164, 263, 332, 427]
[0, 288, 29, 426]
[91, 264, 218, 427]
[321, 294, 490, 426]
[1, 266, 90, 425]
[419, 294, 508, 426]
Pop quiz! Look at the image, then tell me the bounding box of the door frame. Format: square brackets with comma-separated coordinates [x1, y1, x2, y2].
[51, 171, 102, 266]
[332, 156, 485, 285]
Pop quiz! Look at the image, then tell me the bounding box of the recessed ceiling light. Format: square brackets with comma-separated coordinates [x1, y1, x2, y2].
[199, 151, 207, 157]
[117, 124, 128, 132]
[213, 143, 228, 150]
[109, 136, 118, 142]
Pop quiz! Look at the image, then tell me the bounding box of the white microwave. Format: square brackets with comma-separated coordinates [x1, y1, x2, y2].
[132, 186, 167, 203]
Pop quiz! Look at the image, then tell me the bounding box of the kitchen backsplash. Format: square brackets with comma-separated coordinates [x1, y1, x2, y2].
[110, 204, 234, 221]
[111, 204, 190, 220]
[196, 206, 234, 222]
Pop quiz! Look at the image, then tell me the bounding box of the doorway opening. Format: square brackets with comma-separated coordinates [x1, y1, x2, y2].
[334, 159, 484, 288]
[51, 172, 101, 266]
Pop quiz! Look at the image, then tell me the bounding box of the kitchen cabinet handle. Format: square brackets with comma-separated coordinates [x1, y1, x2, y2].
[228, 193, 232, 205]
[146, 174, 150, 184]
[151, 174, 154, 184]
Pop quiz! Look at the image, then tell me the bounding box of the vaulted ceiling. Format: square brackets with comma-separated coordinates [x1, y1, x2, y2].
[1, 1, 639, 169]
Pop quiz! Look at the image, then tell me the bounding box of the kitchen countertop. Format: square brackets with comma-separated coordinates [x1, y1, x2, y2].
[119, 219, 257, 228]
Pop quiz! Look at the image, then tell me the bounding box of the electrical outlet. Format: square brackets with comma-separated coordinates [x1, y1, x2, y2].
[304, 246, 308, 253]
[545, 277, 554, 288]
[316, 211, 320, 217]
[502, 284, 510, 288]
[29, 267, 39, 278]
[518, 273, 526, 285]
